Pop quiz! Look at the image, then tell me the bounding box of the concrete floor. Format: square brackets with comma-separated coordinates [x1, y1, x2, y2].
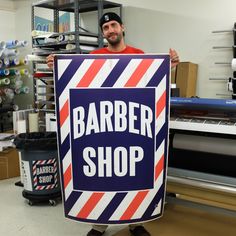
[0, 177, 236, 236]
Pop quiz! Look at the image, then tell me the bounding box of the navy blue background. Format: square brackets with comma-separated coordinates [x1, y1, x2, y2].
[69, 88, 155, 192]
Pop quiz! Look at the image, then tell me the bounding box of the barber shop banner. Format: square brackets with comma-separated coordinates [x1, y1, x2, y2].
[54, 54, 170, 224]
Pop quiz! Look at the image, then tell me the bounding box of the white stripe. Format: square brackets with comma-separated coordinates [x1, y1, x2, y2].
[136, 59, 164, 87]
[155, 140, 165, 166]
[68, 192, 94, 217]
[109, 191, 138, 220]
[89, 59, 119, 87]
[58, 59, 72, 80]
[62, 149, 72, 172]
[88, 192, 116, 220]
[155, 76, 166, 102]
[60, 116, 70, 144]
[131, 170, 164, 219]
[152, 199, 162, 216]
[64, 180, 73, 200]
[59, 59, 94, 110]
[155, 107, 166, 135]
[113, 59, 142, 87]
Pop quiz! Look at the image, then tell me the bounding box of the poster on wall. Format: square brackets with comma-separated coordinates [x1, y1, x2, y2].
[34, 12, 70, 32]
[54, 54, 170, 224]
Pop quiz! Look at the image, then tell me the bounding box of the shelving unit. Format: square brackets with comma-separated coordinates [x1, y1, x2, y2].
[31, 0, 122, 130]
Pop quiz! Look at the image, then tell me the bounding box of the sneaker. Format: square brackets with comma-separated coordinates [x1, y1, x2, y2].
[129, 226, 151, 236]
[87, 229, 105, 236]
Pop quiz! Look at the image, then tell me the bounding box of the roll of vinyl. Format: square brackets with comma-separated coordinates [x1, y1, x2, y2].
[231, 58, 236, 71]
[66, 44, 76, 50]
[0, 78, 10, 86]
[15, 86, 29, 94]
[28, 113, 39, 132]
[44, 37, 57, 43]
[17, 120, 26, 134]
[3, 58, 10, 66]
[18, 40, 28, 47]
[9, 69, 19, 75]
[68, 34, 75, 41]
[0, 41, 6, 49]
[6, 40, 19, 48]
[0, 69, 9, 76]
[58, 34, 69, 42]
[19, 58, 28, 65]
[19, 69, 29, 76]
[9, 58, 19, 66]
[173, 133, 236, 156]
[2, 48, 19, 57]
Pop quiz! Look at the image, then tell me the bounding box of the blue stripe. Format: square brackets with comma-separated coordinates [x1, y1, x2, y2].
[147, 58, 170, 87]
[142, 184, 164, 219]
[97, 192, 127, 222]
[57, 59, 84, 97]
[60, 134, 70, 161]
[65, 191, 83, 215]
[101, 57, 132, 87]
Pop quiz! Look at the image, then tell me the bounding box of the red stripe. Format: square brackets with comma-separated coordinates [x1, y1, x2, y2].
[76, 59, 106, 87]
[155, 154, 164, 181]
[64, 164, 72, 189]
[124, 59, 154, 87]
[120, 191, 149, 220]
[156, 91, 166, 118]
[59, 60, 105, 126]
[60, 100, 69, 127]
[77, 193, 104, 218]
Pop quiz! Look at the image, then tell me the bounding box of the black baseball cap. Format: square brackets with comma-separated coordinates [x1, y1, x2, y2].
[99, 12, 123, 28]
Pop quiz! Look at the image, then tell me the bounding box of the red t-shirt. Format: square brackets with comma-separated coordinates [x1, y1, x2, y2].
[90, 45, 144, 54]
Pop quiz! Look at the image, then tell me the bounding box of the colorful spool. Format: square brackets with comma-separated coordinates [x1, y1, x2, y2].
[6, 40, 19, 48]
[20, 69, 29, 76]
[19, 58, 29, 65]
[9, 69, 19, 76]
[0, 78, 10, 86]
[3, 58, 10, 67]
[9, 58, 20, 66]
[0, 69, 10, 76]
[2, 48, 19, 57]
[15, 86, 29, 94]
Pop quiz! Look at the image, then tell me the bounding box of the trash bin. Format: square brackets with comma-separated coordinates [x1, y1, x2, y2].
[14, 132, 61, 205]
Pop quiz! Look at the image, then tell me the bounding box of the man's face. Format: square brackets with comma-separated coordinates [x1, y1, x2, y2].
[102, 20, 124, 46]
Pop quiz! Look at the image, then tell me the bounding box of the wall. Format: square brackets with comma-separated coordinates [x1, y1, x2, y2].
[0, 0, 16, 40]
[2, 0, 236, 100]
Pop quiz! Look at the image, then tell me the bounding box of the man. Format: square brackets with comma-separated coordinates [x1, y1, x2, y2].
[47, 12, 179, 236]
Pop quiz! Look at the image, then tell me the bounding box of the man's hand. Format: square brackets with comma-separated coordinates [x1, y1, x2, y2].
[169, 48, 180, 68]
[46, 54, 55, 69]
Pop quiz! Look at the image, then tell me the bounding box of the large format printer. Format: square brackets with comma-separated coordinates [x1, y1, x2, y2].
[168, 97, 236, 211]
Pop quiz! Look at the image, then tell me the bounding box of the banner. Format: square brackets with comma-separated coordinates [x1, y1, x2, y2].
[54, 54, 170, 224]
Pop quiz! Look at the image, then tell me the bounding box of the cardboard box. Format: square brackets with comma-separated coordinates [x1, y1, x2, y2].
[0, 148, 20, 180]
[175, 62, 198, 97]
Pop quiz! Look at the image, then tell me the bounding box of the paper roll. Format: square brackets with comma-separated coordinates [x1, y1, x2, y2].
[66, 44, 76, 50]
[6, 40, 19, 48]
[173, 134, 236, 156]
[17, 120, 26, 134]
[231, 59, 236, 71]
[0, 41, 6, 49]
[28, 113, 39, 132]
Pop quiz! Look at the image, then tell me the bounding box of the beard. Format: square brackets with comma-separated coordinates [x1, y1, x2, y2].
[106, 32, 123, 46]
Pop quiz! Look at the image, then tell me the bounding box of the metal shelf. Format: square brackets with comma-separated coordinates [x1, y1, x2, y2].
[33, 0, 122, 13]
